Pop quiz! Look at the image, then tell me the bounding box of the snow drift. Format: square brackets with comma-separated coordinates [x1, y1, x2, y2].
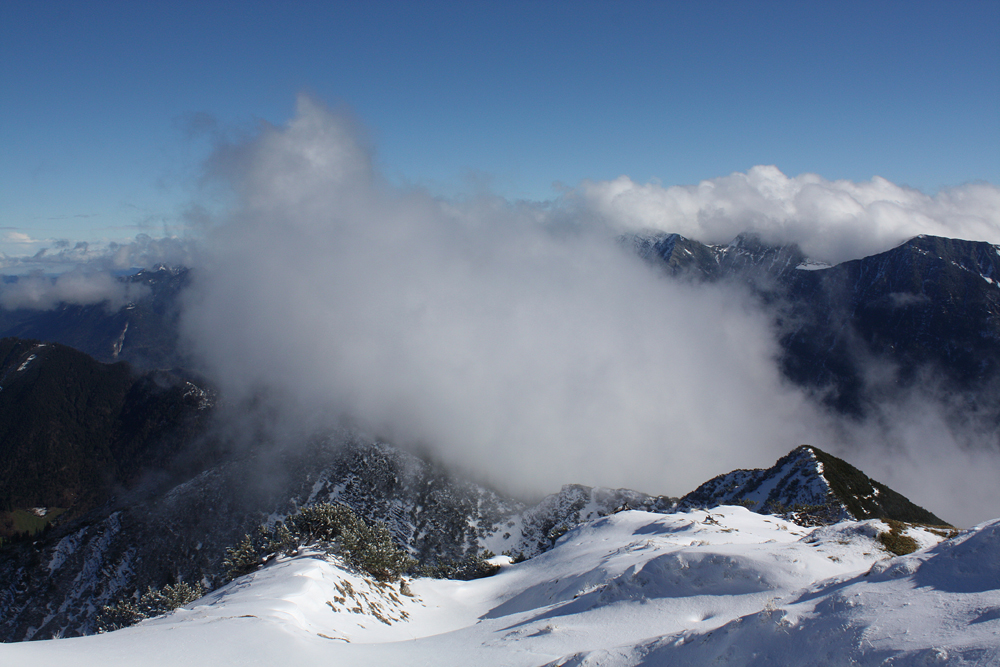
[4, 507, 996, 667]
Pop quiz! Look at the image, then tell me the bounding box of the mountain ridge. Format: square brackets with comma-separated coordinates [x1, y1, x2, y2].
[0, 337, 213, 523]
[634, 232, 1000, 417]
[678, 444, 948, 527]
[0, 232, 994, 641]
[0, 435, 947, 641]
[2, 506, 991, 666]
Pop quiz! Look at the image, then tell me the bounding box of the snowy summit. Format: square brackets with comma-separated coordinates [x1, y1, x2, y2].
[3, 506, 996, 667]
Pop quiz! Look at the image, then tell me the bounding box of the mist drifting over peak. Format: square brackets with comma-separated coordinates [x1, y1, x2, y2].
[180, 96, 821, 498]
[171, 95, 1000, 525]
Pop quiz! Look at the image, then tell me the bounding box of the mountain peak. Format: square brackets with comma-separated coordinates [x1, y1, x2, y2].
[678, 445, 949, 527]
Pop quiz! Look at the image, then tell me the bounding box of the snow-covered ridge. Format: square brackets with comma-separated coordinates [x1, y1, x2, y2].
[3, 507, 994, 667]
[678, 445, 948, 527]
[484, 483, 675, 559]
[679, 445, 838, 518]
[0, 441, 947, 642]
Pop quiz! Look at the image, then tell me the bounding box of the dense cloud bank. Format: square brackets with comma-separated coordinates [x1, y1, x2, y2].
[576, 168, 1000, 265]
[6, 95, 1000, 524]
[181, 96, 823, 498]
[174, 97, 1000, 527]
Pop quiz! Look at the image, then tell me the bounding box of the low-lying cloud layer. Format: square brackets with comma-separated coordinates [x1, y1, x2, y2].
[0, 270, 149, 311]
[0, 234, 197, 311]
[0, 234, 197, 275]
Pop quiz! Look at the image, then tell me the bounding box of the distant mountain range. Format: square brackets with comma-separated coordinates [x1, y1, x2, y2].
[7, 235, 1000, 420]
[0, 233, 991, 641]
[0, 266, 190, 371]
[629, 233, 1000, 418]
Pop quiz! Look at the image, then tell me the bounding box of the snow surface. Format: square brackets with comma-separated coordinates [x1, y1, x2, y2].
[16, 353, 37, 372]
[3, 507, 997, 666]
[795, 261, 832, 271]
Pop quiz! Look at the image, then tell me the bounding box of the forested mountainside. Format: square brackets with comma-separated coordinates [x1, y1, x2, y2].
[0, 337, 212, 524]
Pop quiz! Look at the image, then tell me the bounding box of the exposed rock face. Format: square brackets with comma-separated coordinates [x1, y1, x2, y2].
[484, 483, 676, 558]
[679, 445, 948, 526]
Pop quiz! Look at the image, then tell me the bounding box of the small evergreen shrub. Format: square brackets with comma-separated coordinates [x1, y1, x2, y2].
[502, 549, 526, 564]
[784, 502, 845, 527]
[420, 548, 500, 580]
[546, 524, 570, 544]
[222, 502, 416, 583]
[96, 581, 206, 633]
[222, 533, 262, 581]
[763, 500, 788, 515]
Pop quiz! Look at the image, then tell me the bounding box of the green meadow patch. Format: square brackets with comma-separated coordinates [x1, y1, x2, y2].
[0, 507, 66, 546]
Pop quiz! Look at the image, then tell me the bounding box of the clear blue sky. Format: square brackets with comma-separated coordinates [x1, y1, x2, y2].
[2, 0, 997, 252]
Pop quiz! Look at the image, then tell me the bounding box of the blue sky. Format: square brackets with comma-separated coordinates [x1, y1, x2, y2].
[1, 0, 997, 259]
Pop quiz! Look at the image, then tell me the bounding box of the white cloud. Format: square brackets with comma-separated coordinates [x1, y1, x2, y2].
[3, 231, 44, 244]
[831, 380, 1000, 529]
[573, 166, 1000, 264]
[0, 269, 149, 311]
[7, 94, 997, 523]
[181, 95, 823, 499]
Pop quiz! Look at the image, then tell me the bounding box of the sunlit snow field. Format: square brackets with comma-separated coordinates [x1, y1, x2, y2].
[4, 507, 998, 666]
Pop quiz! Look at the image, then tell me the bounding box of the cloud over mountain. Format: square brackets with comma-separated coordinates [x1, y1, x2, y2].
[7, 95, 998, 522]
[181, 96, 822, 498]
[0, 270, 149, 311]
[574, 167, 1000, 265]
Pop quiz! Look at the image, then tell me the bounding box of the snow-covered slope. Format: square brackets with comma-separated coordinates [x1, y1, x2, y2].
[0, 434, 676, 640]
[483, 483, 675, 559]
[0, 436, 521, 640]
[2, 441, 951, 641]
[3, 506, 994, 667]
